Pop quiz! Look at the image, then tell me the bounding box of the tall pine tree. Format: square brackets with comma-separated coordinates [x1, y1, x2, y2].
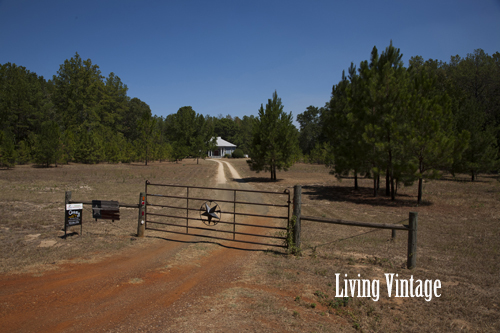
[247, 91, 300, 180]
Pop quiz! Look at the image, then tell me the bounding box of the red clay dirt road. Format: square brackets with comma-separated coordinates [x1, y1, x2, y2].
[0, 234, 254, 332]
[0, 161, 285, 332]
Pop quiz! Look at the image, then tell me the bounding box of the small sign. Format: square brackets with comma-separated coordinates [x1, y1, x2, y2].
[66, 203, 83, 210]
[66, 205, 83, 226]
[65, 203, 83, 236]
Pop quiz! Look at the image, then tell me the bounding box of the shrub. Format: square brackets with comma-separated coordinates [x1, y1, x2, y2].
[232, 148, 245, 158]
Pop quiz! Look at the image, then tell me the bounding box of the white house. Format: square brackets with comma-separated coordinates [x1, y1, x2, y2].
[208, 137, 237, 158]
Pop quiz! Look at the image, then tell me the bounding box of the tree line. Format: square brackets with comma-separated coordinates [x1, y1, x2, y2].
[296, 44, 500, 203]
[1, 45, 499, 204]
[0, 53, 256, 167]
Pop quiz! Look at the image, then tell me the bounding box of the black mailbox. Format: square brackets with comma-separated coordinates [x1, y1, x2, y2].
[92, 200, 120, 221]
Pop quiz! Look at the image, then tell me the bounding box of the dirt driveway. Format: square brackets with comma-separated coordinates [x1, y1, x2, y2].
[0, 160, 287, 332]
[3, 159, 498, 332]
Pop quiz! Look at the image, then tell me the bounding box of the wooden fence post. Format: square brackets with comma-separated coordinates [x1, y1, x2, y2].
[407, 212, 418, 269]
[64, 191, 71, 237]
[137, 192, 146, 237]
[65, 191, 72, 206]
[292, 185, 302, 249]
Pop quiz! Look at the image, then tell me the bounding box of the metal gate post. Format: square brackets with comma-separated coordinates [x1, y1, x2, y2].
[186, 187, 189, 234]
[233, 190, 236, 240]
[286, 189, 291, 231]
[137, 192, 146, 237]
[292, 185, 302, 249]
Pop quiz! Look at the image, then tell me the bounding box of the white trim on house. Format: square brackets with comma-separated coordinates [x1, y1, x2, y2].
[208, 137, 237, 158]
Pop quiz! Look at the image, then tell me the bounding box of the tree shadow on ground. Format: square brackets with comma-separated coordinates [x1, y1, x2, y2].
[436, 176, 490, 183]
[145, 235, 286, 254]
[482, 174, 499, 179]
[235, 177, 283, 183]
[302, 185, 432, 207]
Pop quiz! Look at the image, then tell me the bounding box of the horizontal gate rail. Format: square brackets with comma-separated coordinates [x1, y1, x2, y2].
[147, 193, 288, 208]
[146, 182, 284, 195]
[147, 214, 287, 230]
[147, 227, 284, 247]
[147, 220, 286, 239]
[147, 203, 288, 220]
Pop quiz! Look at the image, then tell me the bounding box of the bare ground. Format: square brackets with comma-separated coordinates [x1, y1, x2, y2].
[0, 159, 499, 332]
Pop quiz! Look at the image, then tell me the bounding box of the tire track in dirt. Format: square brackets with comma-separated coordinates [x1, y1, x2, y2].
[207, 159, 286, 248]
[0, 160, 286, 332]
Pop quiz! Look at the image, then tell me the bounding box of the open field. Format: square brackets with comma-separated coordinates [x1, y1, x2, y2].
[0, 159, 499, 332]
[0, 160, 219, 274]
[222, 160, 500, 332]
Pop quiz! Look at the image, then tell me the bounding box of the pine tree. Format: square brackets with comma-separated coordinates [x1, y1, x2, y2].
[191, 114, 216, 164]
[171, 141, 189, 163]
[33, 121, 61, 167]
[138, 113, 157, 166]
[232, 115, 255, 154]
[452, 99, 497, 180]
[61, 129, 76, 164]
[104, 132, 123, 164]
[247, 91, 300, 180]
[157, 142, 173, 163]
[0, 63, 49, 145]
[52, 53, 105, 132]
[323, 66, 370, 190]
[74, 127, 104, 164]
[297, 105, 326, 156]
[102, 72, 129, 132]
[342, 42, 409, 200]
[16, 140, 32, 165]
[405, 67, 467, 204]
[0, 130, 16, 168]
[445, 50, 500, 180]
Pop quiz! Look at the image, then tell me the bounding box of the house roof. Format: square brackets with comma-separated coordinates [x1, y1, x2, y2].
[215, 137, 236, 147]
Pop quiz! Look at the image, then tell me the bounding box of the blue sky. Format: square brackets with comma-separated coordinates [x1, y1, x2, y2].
[1, 0, 499, 123]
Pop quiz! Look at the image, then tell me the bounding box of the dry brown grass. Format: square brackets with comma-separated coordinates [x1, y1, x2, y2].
[0, 159, 218, 274]
[1, 158, 499, 331]
[221, 159, 500, 332]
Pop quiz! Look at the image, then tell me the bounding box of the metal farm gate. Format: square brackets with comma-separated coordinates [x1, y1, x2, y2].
[144, 180, 291, 248]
